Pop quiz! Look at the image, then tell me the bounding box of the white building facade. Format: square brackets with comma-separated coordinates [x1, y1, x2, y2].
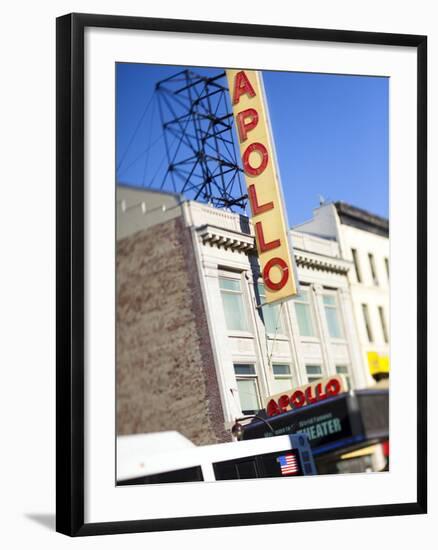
[295, 202, 390, 387]
[184, 200, 372, 429]
[118, 187, 376, 432]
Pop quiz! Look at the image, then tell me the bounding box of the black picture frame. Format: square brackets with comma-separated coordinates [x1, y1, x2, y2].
[56, 12, 427, 536]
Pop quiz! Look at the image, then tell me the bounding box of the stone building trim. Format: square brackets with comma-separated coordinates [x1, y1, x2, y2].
[197, 224, 351, 276]
[198, 224, 255, 253]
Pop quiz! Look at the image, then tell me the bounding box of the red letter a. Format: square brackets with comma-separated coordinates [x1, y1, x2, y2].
[232, 71, 256, 105]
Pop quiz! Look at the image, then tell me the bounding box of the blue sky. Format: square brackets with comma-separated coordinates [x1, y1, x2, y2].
[116, 64, 388, 225]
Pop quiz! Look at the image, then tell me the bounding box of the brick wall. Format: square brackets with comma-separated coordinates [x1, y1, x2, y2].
[117, 215, 231, 445]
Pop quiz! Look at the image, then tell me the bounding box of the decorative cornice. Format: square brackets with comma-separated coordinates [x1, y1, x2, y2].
[294, 249, 351, 275]
[197, 225, 255, 253]
[197, 225, 351, 274]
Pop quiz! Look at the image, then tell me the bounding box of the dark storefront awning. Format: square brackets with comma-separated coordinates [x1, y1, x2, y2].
[242, 389, 388, 457]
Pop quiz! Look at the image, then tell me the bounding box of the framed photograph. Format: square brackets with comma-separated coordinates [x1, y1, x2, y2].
[56, 12, 427, 536]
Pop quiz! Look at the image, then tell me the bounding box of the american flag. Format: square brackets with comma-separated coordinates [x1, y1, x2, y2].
[277, 454, 299, 475]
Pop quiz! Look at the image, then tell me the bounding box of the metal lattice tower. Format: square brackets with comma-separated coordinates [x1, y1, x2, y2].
[155, 69, 247, 211]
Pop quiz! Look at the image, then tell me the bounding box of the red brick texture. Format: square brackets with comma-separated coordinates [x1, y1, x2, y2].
[117, 215, 231, 445]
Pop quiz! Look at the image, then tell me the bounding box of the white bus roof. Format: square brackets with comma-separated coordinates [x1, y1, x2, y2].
[117, 433, 296, 481]
[118, 431, 195, 456]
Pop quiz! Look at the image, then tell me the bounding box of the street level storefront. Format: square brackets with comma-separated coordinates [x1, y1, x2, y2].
[238, 387, 389, 474]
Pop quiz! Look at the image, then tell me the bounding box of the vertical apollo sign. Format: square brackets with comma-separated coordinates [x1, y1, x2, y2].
[227, 70, 298, 303]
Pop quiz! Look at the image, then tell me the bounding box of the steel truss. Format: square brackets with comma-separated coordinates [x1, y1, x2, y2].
[155, 69, 246, 211]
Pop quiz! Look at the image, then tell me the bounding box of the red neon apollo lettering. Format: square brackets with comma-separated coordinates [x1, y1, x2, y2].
[266, 377, 343, 417]
[278, 394, 290, 413]
[290, 390, 306, 408]
[242, 142, 269, 177]
[248, 185, 274, 216]
[325, 378, 341, 396]
[232, 70, 289, 293]
[263, 257, 289, 291]
[232, 71, 256, 105]
[255, 222, 281, 253]
[236, 108, 259, 142]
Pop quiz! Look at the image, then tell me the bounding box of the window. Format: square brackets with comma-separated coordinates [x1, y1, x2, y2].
[234, 364, 260, 415]
[219, 277, 249, 331]
[293, 288, 315, 337]
[336, 365, 351, 390]
[323, 293, 343, 339]
[351, 248, 362, 283]
[362, 303, 374, 342]
[368, 253, 379, 286]
[272, 364, 293, 394]
[257, 282, 283, 336]
[305, 364, 323, 384]
[378, 306, 389, 343]
[384, 257, 390, 280]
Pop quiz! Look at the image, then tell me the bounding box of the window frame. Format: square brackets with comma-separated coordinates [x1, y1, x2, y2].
[384, 257, 390, 281]
[233, 362, 262, 416]
[368, 252, 379, 286]
[271, 363, 294, 394]
[218, 273, 251, 335]
[361, 303, 374, 343]
[378, 305, 389, 344]
[322, 290, 345, 340]
[305, 364, 323, 384]
[351, 248, 362, 283]
[293, 286, 317, 339]
[256, 281, 286, 338]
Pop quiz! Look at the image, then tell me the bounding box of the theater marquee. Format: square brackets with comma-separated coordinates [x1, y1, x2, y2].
[265, 375, 348, 417]
[227, 69, 298, 304]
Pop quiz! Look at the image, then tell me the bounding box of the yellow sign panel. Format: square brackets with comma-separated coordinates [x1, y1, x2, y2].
[367, 351, 390, 376]
[226, 69, 298, 304]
